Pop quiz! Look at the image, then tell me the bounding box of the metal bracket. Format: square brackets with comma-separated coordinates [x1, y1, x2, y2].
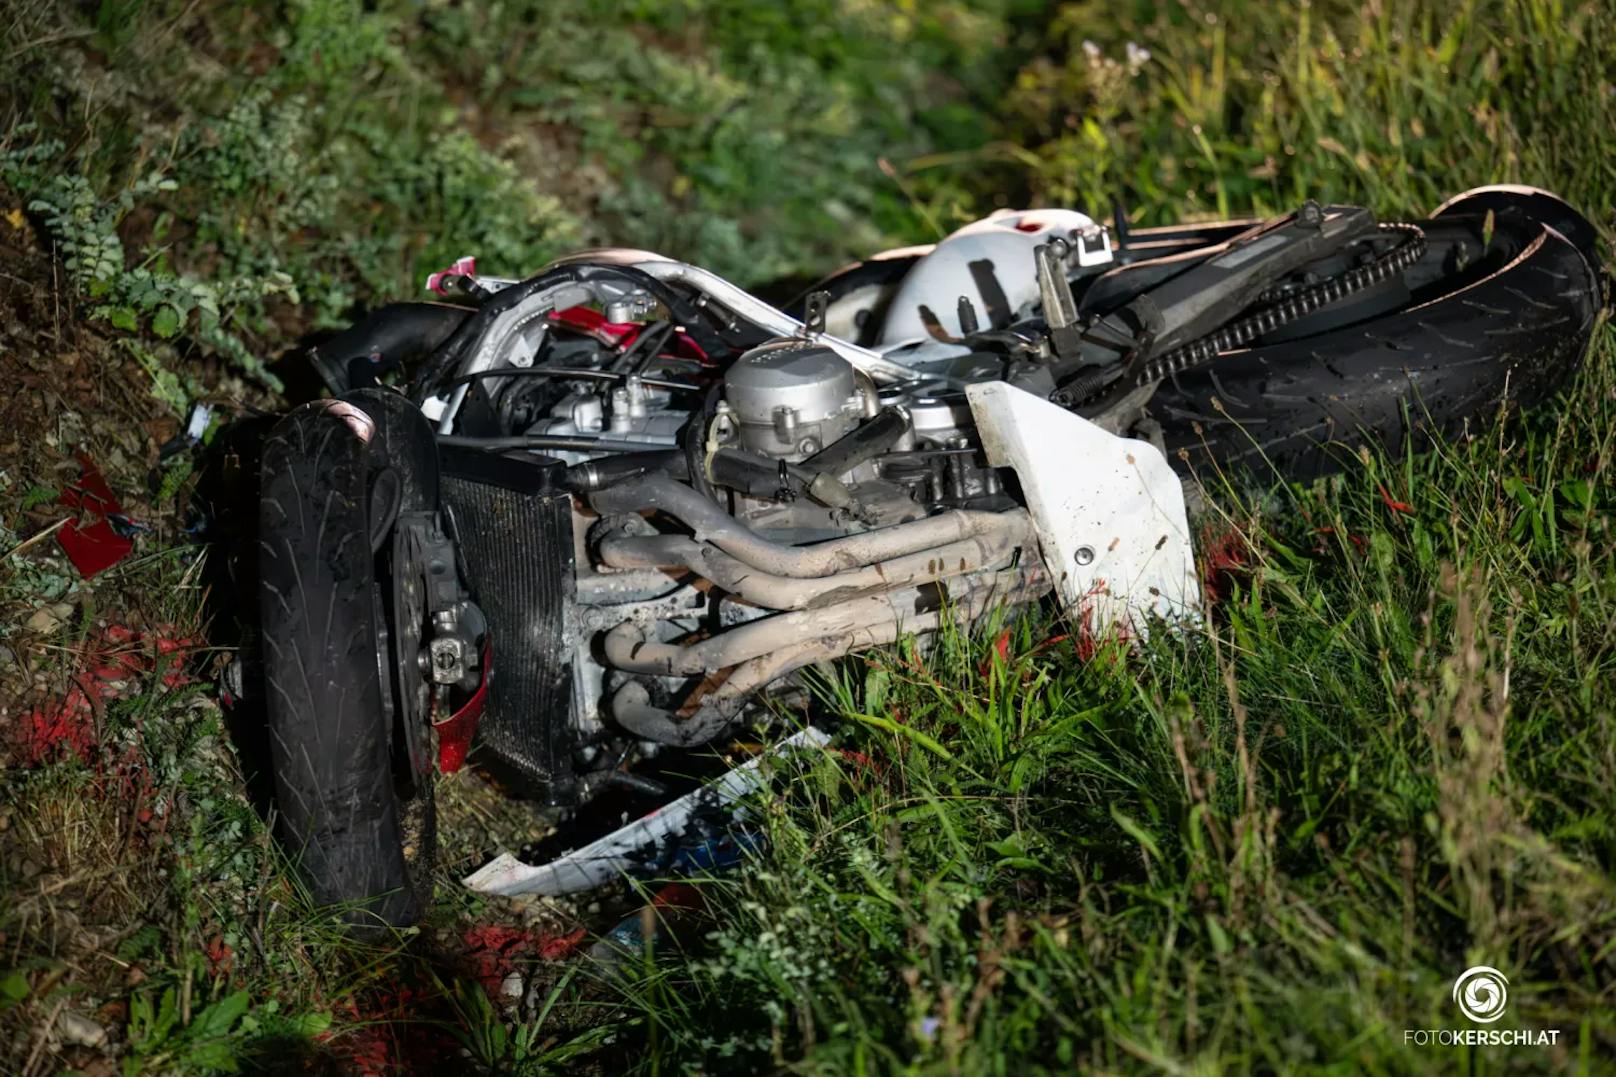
[1074, 224, 1114, 267]
[802, 290, 830, 336]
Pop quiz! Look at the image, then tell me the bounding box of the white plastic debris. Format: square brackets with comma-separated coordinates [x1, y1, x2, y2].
[463, 726, 830, 898]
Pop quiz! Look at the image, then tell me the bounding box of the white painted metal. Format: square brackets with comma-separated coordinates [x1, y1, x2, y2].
[965, 381, 1198, 634]
[877, 209, 1112, 346]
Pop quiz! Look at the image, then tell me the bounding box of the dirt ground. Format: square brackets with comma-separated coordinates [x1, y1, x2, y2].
[0, 205, 606, 1075]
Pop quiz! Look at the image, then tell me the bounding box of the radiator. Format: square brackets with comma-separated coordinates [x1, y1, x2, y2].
[439, 447, 577, 802]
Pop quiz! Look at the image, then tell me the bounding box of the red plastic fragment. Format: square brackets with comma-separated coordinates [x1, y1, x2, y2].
[1313, 526, 1369, 554]
[14, 623, 195, 766]
[56, 452, 134, 577]
[204, 934, 234, 977]
[837, 748, 879, 771]
[1199, 523, 1254, 604]
[538, 926, 588, 961]
[461, 922, 587, 997]
[1377, 483, 1413, 514]
[976, 628, 1014, 677]
[22, 684, 98, 765]
[318, 986, 452, 1077]
[461, 924, 533, 994]
[434, 644, 489, 774]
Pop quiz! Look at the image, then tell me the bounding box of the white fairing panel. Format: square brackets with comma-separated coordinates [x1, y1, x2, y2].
[878, 209, 1110, 347]
[966, 382, 1199, 634]
[463, 727, 830, 897]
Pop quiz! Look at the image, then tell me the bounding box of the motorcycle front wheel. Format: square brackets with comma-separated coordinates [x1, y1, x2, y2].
[257, 392, 439, 928]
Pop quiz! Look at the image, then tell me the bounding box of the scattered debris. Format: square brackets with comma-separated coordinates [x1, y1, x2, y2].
[13, 623, 195, 766]
[56, 1010, 109, 1050]
[461, 923, 588, 997]
[1377, 482, 1414, 514]
[463, 727, 831, 897]
[587, 882, 704, 972]
[1199, 522, 1255, 603]
[55, 453, 137, 578]
[23, 602, 73, 635]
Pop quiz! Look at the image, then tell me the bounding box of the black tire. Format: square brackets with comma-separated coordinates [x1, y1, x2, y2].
[1149, 191, 1605, 481]
[258, 397, 434, 928]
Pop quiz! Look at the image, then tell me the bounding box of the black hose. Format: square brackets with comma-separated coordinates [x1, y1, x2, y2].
[803, 406, 911, 477]
[605, 770, 671, 797]
[611, 321, 677, 375]
[564, 450, 688, 491]
[707, 448, 818, 500]
[308, 302, 474, 395]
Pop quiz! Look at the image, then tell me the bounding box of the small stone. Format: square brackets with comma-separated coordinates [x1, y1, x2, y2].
[500, 972, 523, 1000]
[25, 602, 73, 635]
[57, 1010, 108, 1049]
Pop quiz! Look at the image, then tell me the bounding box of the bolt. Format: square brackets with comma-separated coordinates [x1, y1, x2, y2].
[1074, 545, 1095, 566]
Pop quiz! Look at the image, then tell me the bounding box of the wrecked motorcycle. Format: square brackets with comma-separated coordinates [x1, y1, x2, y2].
[251, 185, 1603, 924]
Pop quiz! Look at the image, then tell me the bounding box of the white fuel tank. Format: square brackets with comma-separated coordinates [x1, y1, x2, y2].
[877, 209, 1110, 347]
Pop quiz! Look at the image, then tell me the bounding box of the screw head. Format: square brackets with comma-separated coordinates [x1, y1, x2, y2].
[1074, 545, 1095, 566]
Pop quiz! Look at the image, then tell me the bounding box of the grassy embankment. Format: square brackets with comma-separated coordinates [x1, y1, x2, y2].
[2, 0, 1612, 1071]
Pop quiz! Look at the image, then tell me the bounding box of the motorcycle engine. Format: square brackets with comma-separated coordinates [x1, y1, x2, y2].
[721, 338, 863, 460]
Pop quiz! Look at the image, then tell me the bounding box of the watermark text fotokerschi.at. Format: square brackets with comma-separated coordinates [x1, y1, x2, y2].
[1402, 966, 1562, 1049]
[1404, 1028, 1560, 1048]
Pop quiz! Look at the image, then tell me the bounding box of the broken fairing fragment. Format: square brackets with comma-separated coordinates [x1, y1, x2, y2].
[966, 381, 1198, 633]
[462, 727, 831, 897]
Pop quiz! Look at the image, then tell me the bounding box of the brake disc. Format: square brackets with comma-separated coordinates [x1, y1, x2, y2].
[390, 520, 434, 787]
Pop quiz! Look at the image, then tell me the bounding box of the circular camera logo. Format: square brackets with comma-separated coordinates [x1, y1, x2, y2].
[1453, 966, 1509, 1023]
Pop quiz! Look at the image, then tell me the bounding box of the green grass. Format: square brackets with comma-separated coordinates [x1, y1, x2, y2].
[2, 0, 1614, 1072]
[607, 337, 1616, 1069]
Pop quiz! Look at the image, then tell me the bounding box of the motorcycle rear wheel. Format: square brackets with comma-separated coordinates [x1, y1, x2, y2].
[1148, 186, 1604, 480]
